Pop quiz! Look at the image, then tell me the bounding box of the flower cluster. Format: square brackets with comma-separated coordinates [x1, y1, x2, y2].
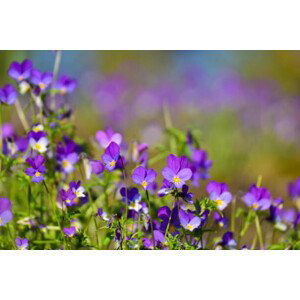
[0, 55, 299, 250]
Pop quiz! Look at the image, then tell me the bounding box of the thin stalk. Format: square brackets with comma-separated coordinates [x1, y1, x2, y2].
[255, 213, 264, 249]
[145, 190, 155, 250]
[50, 50, 62, 111]
[15, 99, 29, 131]
[230, 196, 236, 232]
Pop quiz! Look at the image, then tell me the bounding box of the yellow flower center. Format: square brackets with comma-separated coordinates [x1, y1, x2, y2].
[39, 82, 45, 89]
[173, 176, 180, 184]
[34, 143, 41, 151]
[62, 160, 70, 168]
[109, 160, 116, 167]
[141, 181, 148, 188]
[35, 171, 41, 177]
[66, 199, 71, 204]
[18, 75, 24, 81]
[252, 203, 258, 209]
[215, 198, 223, 207]
[0, 218, 2, 225]
[186, 224, 193, 231]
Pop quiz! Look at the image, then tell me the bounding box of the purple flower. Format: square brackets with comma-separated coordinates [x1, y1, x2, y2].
[178, 185, 193, 204]
[30, 69, 53, 91]
[25, 155, 46, 183]
[54, 75, 77, 95]
[158, 179, 174, 197]
[0, 198, 13, 226]
[158, 205, 180, 234]
[60, 188, 77, 207]
[120, 187, 141, 205]
[143, 230, 165, 249]
[206, 181, 232, 210]
[90, 160, 105, 175]
[15, 238, 29, 250]
[70, 181, 85, 198]
[56, 137, 80, 173]
[220, 231, 237, 249]
[243, 184, 271, 211]
[102, 142, 120, 171]
[213, 211, 228, 228]
[288, 178, 300, 200]
[162, 154, 192, 188]
[132, 166, 157, 190]
[97, 208, 110, 221]
[0, 84, 18, 105]
[1, 123, 15, 139]
[8, 59, 32, 82]
[178, 209, 201, 231]
[96, 127, 122, 148]
[190, 148, 212, 186]
[132, 142, 148, 167]
[63, 226, 76, 237]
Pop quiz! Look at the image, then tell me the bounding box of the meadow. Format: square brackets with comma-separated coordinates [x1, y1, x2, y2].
[0, 51, 299, 250]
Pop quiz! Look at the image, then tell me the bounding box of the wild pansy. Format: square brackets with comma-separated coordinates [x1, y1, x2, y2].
[56, 137, 80, 174]
[8, 59, 32, 82]
[206, 181, 232, 211]
[162, 154, 192, 188]
[190, 148, 212, 186]
[0, 198, 13, 226]
[219, 231, 237, 249]
[97, 208, 110, 221]
[178, 184, 193, 204]
[243, 184, 271, 211]
[158, 205, 180, 234]
[15, 238, 29, 250]
[0, 84, 18, 105]
[132, 142, 148, 167]
[288, 178, 300, 201]
[132, 166, 157, 190]
[1, 123, 28, 156]
[28, 131, 49, 153]
[96, 127, 122, 148]
[89, 160, 105, 175]
[214, 211, 228, 228]
[143, 229, 165, 249]
[178, 209, 201, 232]
[120, 187, 141, 206]
[60, 188, 77, 207]
[25, 155, 46, 183]
[54, 75, 77, 95]
[63, 226, 76, 237]
[69, 181, 88, 204]
[30, 69, 53, 91]
[102, 142, 120, 171]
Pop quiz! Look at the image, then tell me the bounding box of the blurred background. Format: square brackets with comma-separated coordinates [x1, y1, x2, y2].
[0, 51, 299, 199]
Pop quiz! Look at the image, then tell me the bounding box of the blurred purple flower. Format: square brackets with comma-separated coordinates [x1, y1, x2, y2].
[8, 59, 32, 82]
[54, 75, 77, 95]
[15, 238, 29, 250]
[96, 127, 122, 148]
[243, 184, 271, 211]
[30, 69, 53, 91]
[0, 198, 13, 226]
[63, 226, 76, 237]
[0, 84, 18, 105]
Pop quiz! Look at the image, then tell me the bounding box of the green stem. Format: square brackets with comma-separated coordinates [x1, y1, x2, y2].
[15, 99, 30, 131]
[145, 190, 155, 250]
[255, 213, 264, 249]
